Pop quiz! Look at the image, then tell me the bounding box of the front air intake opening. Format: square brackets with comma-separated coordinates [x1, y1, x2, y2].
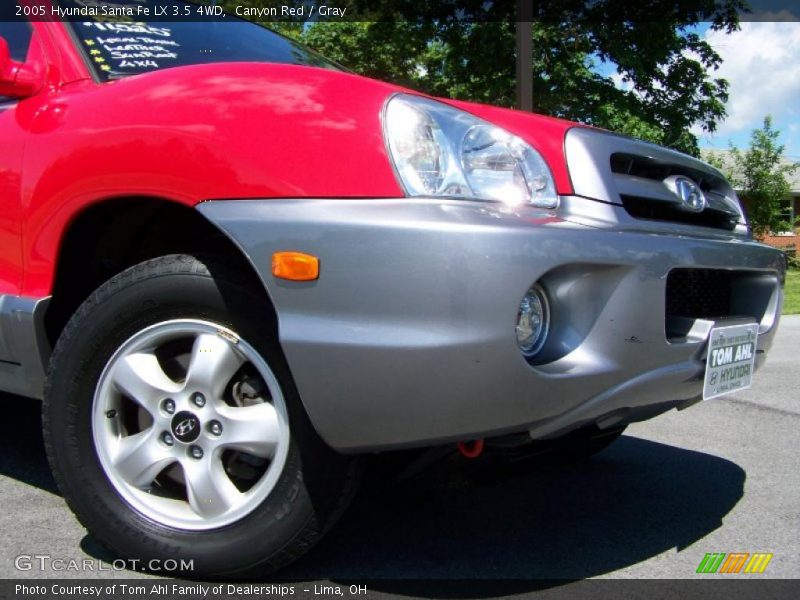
[665, 268, 780, 341]
[666, 269, 733, 320]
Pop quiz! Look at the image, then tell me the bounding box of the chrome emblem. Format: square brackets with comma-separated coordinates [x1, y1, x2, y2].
[171, 411, 201, 443]
[175, 419, 196, 437]
[664, 175, 707, 212]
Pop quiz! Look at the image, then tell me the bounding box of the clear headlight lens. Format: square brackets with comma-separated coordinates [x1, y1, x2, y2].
[383, 94, 558, 208]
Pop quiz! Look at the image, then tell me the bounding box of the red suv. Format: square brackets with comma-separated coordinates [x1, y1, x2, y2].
[0, 1, 784, 578]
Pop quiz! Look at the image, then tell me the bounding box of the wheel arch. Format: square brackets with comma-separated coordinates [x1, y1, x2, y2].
[44, 196, 281, 350]
[33, 197, 336, 459]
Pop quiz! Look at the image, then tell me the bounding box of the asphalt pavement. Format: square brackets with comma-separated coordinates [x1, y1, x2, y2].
[1, 316, 798, 585]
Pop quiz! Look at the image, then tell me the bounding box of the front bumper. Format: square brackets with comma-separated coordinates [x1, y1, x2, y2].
[198, 198, 784, 452]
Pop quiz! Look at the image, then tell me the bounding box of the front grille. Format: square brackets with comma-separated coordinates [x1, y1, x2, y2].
[621, 195, 738, 231]
[611, 152, 741, 232]
[564, 129, 747, 235]
[666, 269, 732, 319]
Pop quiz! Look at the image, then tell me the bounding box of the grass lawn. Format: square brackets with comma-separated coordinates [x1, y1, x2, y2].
[784, 270, 800, 314]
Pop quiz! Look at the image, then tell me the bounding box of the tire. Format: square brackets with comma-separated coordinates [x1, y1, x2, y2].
[553, 425, 627, 461]
[43, 254, 360, 579]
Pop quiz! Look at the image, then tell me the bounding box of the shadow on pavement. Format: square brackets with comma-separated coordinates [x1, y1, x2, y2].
[281, 436, 745, 591]
[0, 397, 58, 495]
[0, 398, 745, 593]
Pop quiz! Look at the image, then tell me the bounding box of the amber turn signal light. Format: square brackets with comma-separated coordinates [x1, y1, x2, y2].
[271, 251, 320, 281]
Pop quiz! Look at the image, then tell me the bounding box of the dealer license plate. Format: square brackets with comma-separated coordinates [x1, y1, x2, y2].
[703, 322, 759, 400]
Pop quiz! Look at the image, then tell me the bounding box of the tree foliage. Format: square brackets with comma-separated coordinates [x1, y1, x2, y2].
[228, 0, 747, 155]
[709, 116, 798, 237]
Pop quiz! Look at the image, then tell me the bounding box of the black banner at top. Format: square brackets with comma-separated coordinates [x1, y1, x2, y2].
[2, 0, 800, 23]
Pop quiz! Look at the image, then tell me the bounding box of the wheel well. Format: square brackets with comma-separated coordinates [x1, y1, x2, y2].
[44, 197, 276, 347]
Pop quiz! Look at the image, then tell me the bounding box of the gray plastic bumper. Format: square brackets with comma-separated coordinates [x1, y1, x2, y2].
[197, 198, 785, 452]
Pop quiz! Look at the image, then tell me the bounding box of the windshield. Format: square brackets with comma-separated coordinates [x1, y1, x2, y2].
[60, 0, 341, 81]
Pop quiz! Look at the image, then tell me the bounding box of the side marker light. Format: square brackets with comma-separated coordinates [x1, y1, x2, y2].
[272, 251, 319, 281]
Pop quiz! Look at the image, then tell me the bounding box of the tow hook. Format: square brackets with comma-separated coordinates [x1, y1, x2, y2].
[457, 439, 484, 458]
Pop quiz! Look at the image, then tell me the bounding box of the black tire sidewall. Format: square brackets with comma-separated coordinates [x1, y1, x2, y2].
[44, 257, 350, 577]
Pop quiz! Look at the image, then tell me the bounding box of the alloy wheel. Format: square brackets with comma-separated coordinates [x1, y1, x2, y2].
[92, 319, 290, 530]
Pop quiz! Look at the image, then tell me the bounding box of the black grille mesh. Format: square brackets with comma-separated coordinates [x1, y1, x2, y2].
[621, 195, 738, 231]
[666, 269, 733, 319]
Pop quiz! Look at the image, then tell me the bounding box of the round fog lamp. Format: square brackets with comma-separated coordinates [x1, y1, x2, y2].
[516, 284, 549, 357]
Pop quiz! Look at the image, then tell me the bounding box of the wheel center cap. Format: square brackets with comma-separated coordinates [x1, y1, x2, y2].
[171, 411, 201, 443]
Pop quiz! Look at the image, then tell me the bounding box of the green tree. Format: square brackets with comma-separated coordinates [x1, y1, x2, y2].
[226, 0, 746, 155]
[711, 117, 798, 238]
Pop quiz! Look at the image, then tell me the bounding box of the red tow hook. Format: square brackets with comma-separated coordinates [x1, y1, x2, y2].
[457, 439, 484, 458]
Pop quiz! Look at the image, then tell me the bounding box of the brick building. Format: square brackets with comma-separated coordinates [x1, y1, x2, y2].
[703, 150, 800, 250]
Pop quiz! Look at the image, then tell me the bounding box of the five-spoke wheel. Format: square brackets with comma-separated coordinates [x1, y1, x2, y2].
[93, 320, 290, 529]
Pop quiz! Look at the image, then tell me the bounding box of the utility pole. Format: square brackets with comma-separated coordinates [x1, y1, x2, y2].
[515, 0, 533, 112]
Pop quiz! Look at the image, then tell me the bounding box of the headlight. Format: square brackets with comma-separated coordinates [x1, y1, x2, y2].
[383, 94, 559, 208]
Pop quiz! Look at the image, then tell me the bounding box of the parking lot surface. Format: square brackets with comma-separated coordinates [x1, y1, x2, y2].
[1, 316, 798, 584]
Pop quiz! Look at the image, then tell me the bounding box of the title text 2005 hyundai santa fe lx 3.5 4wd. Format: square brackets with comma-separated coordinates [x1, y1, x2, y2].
[0, 0, 785, 578]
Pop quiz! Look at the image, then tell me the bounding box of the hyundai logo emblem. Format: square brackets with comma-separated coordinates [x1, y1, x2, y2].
[171, 411, 201, 443]
[664, 175, 707, 212]
[175, 419, 195, 436]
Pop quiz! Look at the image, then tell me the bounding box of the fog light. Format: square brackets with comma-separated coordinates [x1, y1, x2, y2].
[516, 284, 549, 357]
